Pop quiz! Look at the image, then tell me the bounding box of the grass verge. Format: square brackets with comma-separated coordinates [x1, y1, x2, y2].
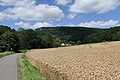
[18, 53, 47, 80]
[19, 50, 28, 53]
[0, 51, 15, 58]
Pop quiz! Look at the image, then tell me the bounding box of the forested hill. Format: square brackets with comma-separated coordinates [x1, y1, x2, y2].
[36, 27, 104, 43]
[85, 26, 120, 43]
[0, 25, 120, 52]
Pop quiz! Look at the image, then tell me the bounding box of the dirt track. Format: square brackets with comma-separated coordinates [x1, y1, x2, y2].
[26, 41, 120, 80]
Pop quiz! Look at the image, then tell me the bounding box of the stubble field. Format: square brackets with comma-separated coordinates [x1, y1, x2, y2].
[26, 41, 120, 80]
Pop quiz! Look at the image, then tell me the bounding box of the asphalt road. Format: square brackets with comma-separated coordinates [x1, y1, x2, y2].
[0, 53, 21, 80]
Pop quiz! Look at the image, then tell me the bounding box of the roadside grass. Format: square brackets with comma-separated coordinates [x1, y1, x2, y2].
[19, 53, 47, 80]
[0, 51, 15, 58]
[19, 50, 28, 53]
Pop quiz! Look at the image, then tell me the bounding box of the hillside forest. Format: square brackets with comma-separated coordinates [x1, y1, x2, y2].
[0, 25, 120, 52]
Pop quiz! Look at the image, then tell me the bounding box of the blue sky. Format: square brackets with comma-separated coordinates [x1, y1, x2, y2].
[0, 0, 120, 30]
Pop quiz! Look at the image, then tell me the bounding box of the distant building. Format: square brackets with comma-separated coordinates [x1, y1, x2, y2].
[61, 43, 71, 47]
[61, 43, 65, 47]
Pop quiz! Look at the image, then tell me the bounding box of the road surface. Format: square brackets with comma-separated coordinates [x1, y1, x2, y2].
[0, 53, 21, 80]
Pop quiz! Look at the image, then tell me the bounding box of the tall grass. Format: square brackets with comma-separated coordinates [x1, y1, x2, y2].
[19, 50, 28, 53]
[0, 51, 15, 58]
[18, 53, 47, 80]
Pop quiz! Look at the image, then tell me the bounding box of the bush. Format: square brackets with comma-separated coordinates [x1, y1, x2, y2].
[0, 51, 15, 58]
[19, 50, 28, 53]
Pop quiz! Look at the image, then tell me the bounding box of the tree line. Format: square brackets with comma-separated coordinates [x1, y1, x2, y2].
[0, 25, 120, 52]
[0, 25, 61, 52]
[84, 26, 120, 43]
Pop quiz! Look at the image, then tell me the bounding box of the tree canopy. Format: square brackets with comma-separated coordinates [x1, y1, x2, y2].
[0, 25, 120, 52]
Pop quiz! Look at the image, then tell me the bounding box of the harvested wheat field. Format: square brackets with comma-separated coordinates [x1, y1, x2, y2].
[26, 41, 120, 80]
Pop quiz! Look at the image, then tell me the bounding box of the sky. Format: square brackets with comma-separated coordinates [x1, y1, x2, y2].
[0, 0, 120, 30]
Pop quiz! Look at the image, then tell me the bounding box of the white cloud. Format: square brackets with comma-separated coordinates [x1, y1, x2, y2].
[15, 21, 31, 29]
[57, 20, 120, 28]
[31, 22, 53, 29]
[0, 0, 17, 6]
[55, 0, 72, 5]
[67, 13, 77, 19]
[70, 0, 120, 14]
[0, 0, 64, 21]
[15, 21, 53, 29]
[0, 0, 36, 6]
[0, 12, 8, 21]
[5, 4, 64, 21]
[79, 20, 119, 27]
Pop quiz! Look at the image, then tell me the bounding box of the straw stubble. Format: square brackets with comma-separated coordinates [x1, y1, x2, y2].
[26, 41, 120, 80]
